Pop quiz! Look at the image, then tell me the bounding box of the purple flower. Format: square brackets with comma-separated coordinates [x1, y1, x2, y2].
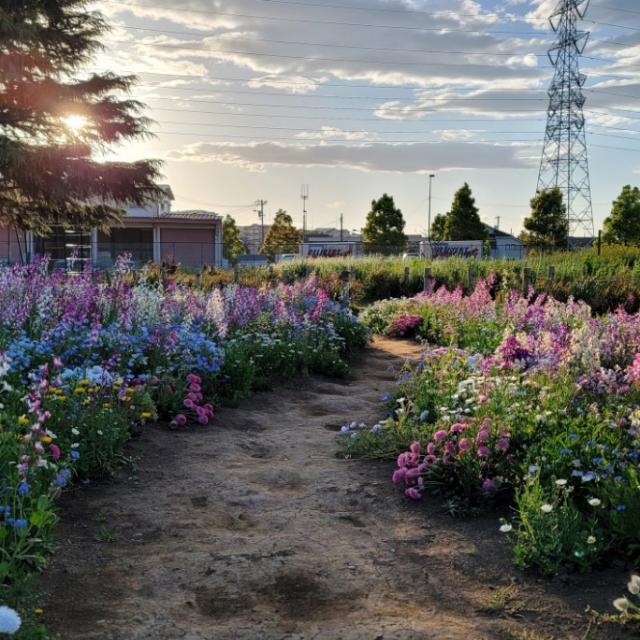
[482, 478, 497, 493]
[434, 430, 448, 442]
[405, 487, 422, 500]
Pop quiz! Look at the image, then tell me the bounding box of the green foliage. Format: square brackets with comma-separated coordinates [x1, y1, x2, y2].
[260, 209, 302, 261]
[442, 183, 487, 241]
[0, 0, 161, 233]
[521, 188, 569, 248]
[362, 193, 408, 254]
[222, 215, 247, 264]
[430, 213, 447, 241]
[603, 185, 640, 245]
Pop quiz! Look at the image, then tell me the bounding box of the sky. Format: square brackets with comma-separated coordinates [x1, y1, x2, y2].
[87, 0, 640, 236]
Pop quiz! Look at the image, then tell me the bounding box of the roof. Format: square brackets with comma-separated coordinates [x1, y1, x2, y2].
[162, 209, 221, 221]
[484, 224, 520, 240]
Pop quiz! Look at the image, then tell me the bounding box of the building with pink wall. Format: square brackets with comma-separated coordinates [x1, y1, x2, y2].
[0, 186, 224, 269]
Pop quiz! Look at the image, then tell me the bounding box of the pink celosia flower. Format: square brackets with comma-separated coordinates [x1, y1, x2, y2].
[495, 438, 510, 452]
[409, 441, 421, 455]
[450, 423, 466, 433]
[392, 468, 407, 484]
[458, 438, 471, 452]
[477, 445, 491, 457]
[434, 429, 448, 442]
[405, 487, 422, 500]
[49, 444, 61, 461]
[175, 413, 187, 426]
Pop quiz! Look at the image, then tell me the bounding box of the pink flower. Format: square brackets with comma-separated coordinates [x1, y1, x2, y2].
[405, 487, 422, 500]
[49, 443, 61, 461]
[189, 383, 202, 393]
[204, 404, 215, 417]
[397, 452, 409, 467]
[450, 422, 466, 433]
[53, 357, 63, 368]
[477, 445, 491, 457]
[187, 373, 201, 385]
[426, 442, 436, 455]
[475, 430, 490, 444]
[495, 438, 510, 452]
[458, 438, 471, 452]
[392, 468, 407, 484]
[175, 413, 187, 426]
[444, 442, 457, 456]
[434, 429, 448, 442]
[183, 398, 195, 409]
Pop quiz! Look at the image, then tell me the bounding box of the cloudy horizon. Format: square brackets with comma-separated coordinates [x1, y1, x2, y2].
[89, 0, 640, 235]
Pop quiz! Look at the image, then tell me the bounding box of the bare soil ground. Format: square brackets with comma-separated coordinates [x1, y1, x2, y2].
[41, 338, 638, 640]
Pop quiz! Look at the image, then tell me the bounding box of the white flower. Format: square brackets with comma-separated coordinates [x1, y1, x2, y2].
[628, 575, 640, 595]
[0, 606, 21, 634]
[614, 597, 630, 613]
[540, 504, 554, 513]
[499, 524, 513, 533]
[587, 536, 596, 545]
[555, 479, 567, 486]
[588, 498, 601, 507]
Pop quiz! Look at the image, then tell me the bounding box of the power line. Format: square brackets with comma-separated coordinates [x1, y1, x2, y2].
[100, 0, 564, 36]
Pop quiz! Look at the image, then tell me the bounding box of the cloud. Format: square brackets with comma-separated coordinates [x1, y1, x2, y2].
[166, 140, 537, 172]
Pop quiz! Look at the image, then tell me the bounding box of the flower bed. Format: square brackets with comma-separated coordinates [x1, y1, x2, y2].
[346, 280, 640, 576]
[0, 257, 368, 631]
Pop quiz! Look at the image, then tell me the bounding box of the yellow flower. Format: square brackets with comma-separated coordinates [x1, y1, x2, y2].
[140, 412, 152, 419]
[83, 399, 90, 406]
[79, 379, 89, 386]
[18, 416, 29, 426]
[57, 395, 67, 402]
[41, 435, 52, 444]
[113, 380, 123, 388]
[34, 608, 43, 616]
[102, 402, 112, 409]
[74, 387, 86, 395]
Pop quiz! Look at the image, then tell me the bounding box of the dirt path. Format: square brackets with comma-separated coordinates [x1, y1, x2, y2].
[42, 338, 634, 640]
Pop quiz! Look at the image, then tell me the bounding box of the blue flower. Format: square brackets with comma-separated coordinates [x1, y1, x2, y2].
[380, 392, 391, 402]
[568, 433, 578, 440]
[560, 448, 570, 455]
[581, 471, 596, 483]
[419, 410, 429, 421]
[71, 451, 80, 460]
[571, 470, 583, 478]
[17, 482, 29, 495]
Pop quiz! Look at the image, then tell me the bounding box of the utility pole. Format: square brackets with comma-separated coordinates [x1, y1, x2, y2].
[254, 199, 267, 248]
[339, 212, 344, 242]
[301, 184, 309, 243]
[495, 216, 501, 230]
[428, 173, 435, 243]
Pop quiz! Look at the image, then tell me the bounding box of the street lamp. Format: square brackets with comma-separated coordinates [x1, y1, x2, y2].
[428, 173, 436, 243]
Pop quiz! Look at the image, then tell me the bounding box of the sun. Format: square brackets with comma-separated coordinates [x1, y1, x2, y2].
[63, 114, 88, 134]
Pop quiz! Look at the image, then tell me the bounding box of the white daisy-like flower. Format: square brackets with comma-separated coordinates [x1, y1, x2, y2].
[540, 504, 553, 513]
[499, 524, 513, 533]
[587, 536, 596, 545]
[588, 498, 601, 507]
[0, 606, 21, 634]
[614, 597, 630, 613]
[628, 575, 640, 595]
[555, 479, 567, 486]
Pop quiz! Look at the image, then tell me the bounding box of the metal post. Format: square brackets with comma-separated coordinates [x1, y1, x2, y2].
[428, 173, 435, 243]
[597, 230, 602, 256]
[523, 267, 532, 295]
[423, 267, 433, 293]
[341, 269, 350, 305]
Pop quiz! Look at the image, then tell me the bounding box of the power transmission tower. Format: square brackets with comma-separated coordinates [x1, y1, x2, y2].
[301, 185, 309, 242]
[537, 0, 594, 242]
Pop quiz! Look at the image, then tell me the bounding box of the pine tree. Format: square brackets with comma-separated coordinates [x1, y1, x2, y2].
[520, 188, 568, 248]
[603, 185, 640, 245]
[222, 215, 246, 263]
[443, 183, 486, 241]
[362, 193, 408, 254]
[260, 209, 301, 261]
[0, 1, 161, 234]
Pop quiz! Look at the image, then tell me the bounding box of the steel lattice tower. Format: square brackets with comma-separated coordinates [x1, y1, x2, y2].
[537, 0, 595, 239]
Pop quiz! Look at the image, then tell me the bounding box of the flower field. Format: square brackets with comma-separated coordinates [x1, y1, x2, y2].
[345, 278, 640, 576]
[0, 257, 367, 632]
